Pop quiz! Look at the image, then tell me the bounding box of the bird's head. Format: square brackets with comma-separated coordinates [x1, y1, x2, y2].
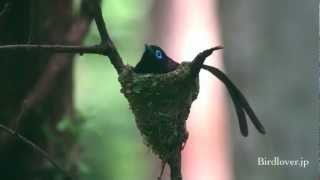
[134, 44, 179, 74]
[144, 45, 167, 61]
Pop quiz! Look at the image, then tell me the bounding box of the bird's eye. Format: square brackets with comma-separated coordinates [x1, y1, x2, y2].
[154, 50, 163, 60]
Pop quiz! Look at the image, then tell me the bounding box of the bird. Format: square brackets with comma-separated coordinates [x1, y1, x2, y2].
[132, 45, 265, 179]
[134, 44, 179, 73]
[134, 45, 265, 136]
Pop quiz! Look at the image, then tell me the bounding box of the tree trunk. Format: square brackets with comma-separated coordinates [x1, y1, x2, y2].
[0, 0, 88, 179]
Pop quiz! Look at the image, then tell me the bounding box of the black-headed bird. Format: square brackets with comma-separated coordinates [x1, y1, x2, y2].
[134, 44, 179, 74]
[131, 44, 265, 180]
[134, 44, 265, 135]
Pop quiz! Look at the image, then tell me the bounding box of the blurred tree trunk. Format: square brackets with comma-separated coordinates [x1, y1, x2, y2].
[0, 0, 84, 179]
[219, 0, 316, 179]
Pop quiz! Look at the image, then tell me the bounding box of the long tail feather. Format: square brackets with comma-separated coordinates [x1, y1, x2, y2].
[201, 65, 266, 136]
[229, 88, 249, 136]
[233, 87, 266, 134]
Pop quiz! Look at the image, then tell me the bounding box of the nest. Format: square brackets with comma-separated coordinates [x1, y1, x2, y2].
[118, 62, 199, 161]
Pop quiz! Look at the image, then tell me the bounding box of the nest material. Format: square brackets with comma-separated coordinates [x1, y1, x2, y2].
[118, 62, 199, 161]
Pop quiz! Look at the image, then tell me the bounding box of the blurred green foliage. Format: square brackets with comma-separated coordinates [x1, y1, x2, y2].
[73, 1, 154, 179]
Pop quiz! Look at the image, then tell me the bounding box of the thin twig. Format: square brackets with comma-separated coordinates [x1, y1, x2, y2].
[93, 3, 109, 43]
[0, 1, 96, 179]
[158, 161, 166, 180]
[0, 124, 73, 179]
[23, 16, 93, 112]
[92, 1, 125, 73]
[0, 1, 125, 74]
[0, 44, 108, 55]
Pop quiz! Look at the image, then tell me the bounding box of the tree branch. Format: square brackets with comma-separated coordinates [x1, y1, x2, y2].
[93, 3, 109, 43]
[0, 124, 73, 180]
[0, 0, 125, 74]
[0, 44, 107, 55]
[92, 1, 125, 73]
[8, 0, 95, 132]
[0, 1, 97, 179]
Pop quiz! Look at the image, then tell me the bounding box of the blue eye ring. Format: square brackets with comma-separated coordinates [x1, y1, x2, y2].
[154, 50, 163, 60]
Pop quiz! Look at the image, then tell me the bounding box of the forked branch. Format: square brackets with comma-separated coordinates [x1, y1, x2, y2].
[0, 0, 125, 179]
[0, 0, 125, 74]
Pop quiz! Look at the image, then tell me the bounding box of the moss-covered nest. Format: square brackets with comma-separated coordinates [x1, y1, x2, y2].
[118, 62, 199, 161]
